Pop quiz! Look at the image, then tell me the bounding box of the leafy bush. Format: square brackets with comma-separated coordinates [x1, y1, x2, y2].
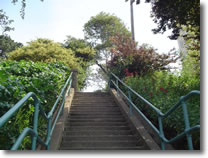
[8, 39, 78, 68]
[123, 71, 200, 149]
[63, 36, 95, 65]
[7, 38, 87, 90]
[0, 35, 23, 58]
[0, 60, 70, 149]
[109, 33, 179, 78]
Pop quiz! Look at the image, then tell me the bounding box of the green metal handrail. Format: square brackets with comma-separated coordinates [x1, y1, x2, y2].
[108, 72, 200, 150]
[0, 72, 73, 150]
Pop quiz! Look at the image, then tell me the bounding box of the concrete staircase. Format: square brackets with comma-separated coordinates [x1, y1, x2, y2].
[59, 92, 149, 150]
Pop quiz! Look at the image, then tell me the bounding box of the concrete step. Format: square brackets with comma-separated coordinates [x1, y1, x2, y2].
[68, 111, 122, 115]
[60, 146, 147, 150]
[63, 129, 133, 136]
[65, 121, 128, 126]
[71, 103, 117, 106]
[68, 115, 124, 119]
[73, 97, 112, 101]
[74, 93, 110, 97]
[72, 97, 114, 101]
[72, 99, 114, 102]
[71, 105, 118, 108]
[69, 112, 122, 116]
[61, 135, 140, 141]
[58, 92, 149, 150]
[60, 140, 144, 149]
[70, 108, 120, 112]
[71, 105, 118, 109]
[70, 107, 120, 111]
[67, 118, 126, 122]
[72, 102, 116, 105]
[64, 126, 130, 131]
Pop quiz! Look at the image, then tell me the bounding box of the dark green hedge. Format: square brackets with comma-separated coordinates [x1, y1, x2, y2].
[124, 71, 200, 149]
[0, 60, 70, 149]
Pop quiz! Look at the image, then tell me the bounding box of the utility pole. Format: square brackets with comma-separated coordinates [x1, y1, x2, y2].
[125, 0, 140, 41]
[130, 0, 135, 41]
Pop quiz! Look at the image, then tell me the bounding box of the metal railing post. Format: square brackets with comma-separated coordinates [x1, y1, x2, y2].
[116, 79, 119, 95]
[181, 100, 193, 150]
[128, 90, 133, 116]
[31, 99, 40, 150]
[108, 74, 111, 89]
[71, 69, 78, 92]
[46, 117, 52, 150]
[158, 116, 165, 150]
[62, 91, 65, 116]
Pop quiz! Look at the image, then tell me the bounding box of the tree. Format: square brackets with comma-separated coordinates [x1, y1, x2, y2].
[180, 25, 200, 77]
[62, 36, 95, 66]
[84, 12, 131, 73]
[109, 33, 179, 78]
[145, 0, 200, 40]
[142, 0, 200, 78]
[0, 35, 23, 58]
[8, 38, 90, 90]
[0, 10, 14, 35]
[8, 38, 79, 68]
[62, 36, 96, 89]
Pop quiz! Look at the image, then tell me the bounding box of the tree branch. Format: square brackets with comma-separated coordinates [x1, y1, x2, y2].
[95, 60, 107, 74]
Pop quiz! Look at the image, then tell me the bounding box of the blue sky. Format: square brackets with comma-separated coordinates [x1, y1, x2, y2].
[1, 0, 179, 54]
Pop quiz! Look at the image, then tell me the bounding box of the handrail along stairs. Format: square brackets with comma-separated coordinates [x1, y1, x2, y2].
[0, 72, 73, 150]
[108, 72, 200, 150]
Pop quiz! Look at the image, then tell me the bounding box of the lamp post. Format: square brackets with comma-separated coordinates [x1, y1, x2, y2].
[125, 0, 140, 41]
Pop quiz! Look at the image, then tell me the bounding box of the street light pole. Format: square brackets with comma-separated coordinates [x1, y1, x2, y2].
[126, 0, 140, 41]
[130, 0, 135, 41]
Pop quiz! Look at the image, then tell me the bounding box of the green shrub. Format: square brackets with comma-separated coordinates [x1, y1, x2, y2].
[124, 71, 200, 149]
[7, 38, 87, 90]
[109, 33, 179, 78]
[0, 60, 70, 149]
[8, 39, 78, 68]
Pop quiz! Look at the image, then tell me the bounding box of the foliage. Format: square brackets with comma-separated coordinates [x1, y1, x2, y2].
[62, 36, 95, 70]
[8, 38, 78, 68]
[84, 12, 131, 73]
[0, 35, 23, 58]
[84, 12, 130, 47]
[146, 0, 200, 40]
[123, 71, 200, 149]
[109, 33, 179, 78]
[145, 0, 200, 79]
[7, 38, 86, 90]
[0, 60, 70, 149]
[0, 9, 14, 35]
[180, 26, 200, 77]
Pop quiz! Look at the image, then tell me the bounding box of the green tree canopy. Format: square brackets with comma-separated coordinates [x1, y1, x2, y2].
[0, 10, 14, 35]
[7, 38, 91, 90]
[146, 0, 200, 40]
[8, 38, 80, 69]
[0, 35, 23, 58]
[84, 12, 131, 73]
[63, 36, 95, 64]
[143, 0, 200, 78]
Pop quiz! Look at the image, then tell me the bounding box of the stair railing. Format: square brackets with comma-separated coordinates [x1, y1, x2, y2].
[108, 72, 200, 150]
[0, 72, 73, 150]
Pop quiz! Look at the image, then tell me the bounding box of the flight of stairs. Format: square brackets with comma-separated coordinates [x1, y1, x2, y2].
[59, 92, 149, 150]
